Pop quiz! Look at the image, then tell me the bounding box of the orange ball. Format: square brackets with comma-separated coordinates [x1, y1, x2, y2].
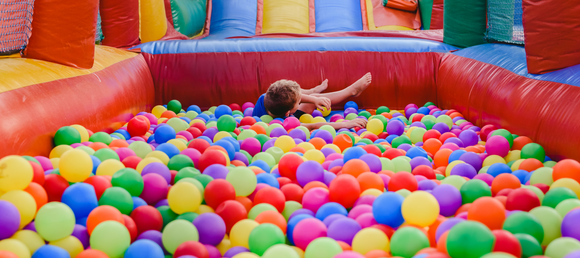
[357, 172, 385, 192]
[378, 170, 395, 177]
[342, 159, 371, 177]
[381, 113, 393, 119]
[553, 159, 580, 183]
[303, 181, 328, 192]
[289, 146, 306, 154]
[231, 160, 247, 167]
[235, 196, 253, 213]
[495, 196, 507, 207]
[491, 174, 521, 196]
[109, 139, 129, 148]
[464, 146, 482, 153]
[455, 203, 471, 216]
[437, 231, 449, 254]
[433, 148, 453, 168]
[467, 197, 506, 230]
[333, 134, 353, 151]
[255, 210, 287, 232]
[512, 136, 533, 151]
[161, 110, 177, 119]
[518, 158, 543, 172]
[309, 137, 326, 150]
[24, 182, 48, 212]
[249, 124, 267, 135]
[416, 247, 440, 255]
[0, 251, 18, 258]
[86, 205, 125, 234]
[76, 249, 109, 258]
[365, 250, 390, 258]
[337, 241, 352, 251]
[89, 142, 109, 151]
[428, 216, 446, 247]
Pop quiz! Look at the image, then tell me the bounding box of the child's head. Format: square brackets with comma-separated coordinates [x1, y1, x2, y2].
[264, 80, 301, 118]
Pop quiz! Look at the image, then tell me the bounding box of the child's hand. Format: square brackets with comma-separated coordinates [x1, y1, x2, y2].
[344, 118, 368, 128]
[315, 97, 331, 110]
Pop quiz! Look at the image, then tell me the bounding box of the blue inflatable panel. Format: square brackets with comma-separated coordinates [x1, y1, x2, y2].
[454, 44, 580, 87]
[204, 0, 257, 40]
[315, 0, 363, 32]
[139, 37, 458, 54]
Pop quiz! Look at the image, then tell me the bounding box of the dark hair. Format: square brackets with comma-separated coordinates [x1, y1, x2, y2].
[264, 79, 300, 118]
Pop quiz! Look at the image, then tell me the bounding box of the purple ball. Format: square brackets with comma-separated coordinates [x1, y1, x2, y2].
[450, 163, 477, 179]
[432, 123, 450, 134]
[72, 224, 90, 249]
[323, 214, 347, 227]
[312, 110, 323, 117]
[432, 184, 462, 216]
[397, 143, 413, 152]
[354, 195, 376, 207]
[473, 173, 494, 186]
[244, 108, 254, 117]
[356, 129, 367, 136]
[327, 218, 362, 245]
[137, 230, 167, 253]
[155, 199, 169, 208]
[410, 122, 427, 129]
[233, 152, 249, 166]
[562, 209, 580, 241]
[224, 246, 250, 258]
[296, 161, 325, 187]
[329, 159, 344, 170]
[205, 244, 222, 258]
[321, 148, 337, 157]
[203, 164, 229, 180]
[386, 120, 405, 136]
[289, 209, 315, 221]
[445, 137, 464, 148]
[409, 157, 432, 170]
[324, 171, 337, 186]
[202, 127, 219, 141]
[0, 200, 20, 239]
[459, 152, 483, 171]
[270, 127, 288, 138]
[330, 114, 345, 123]
[418, 180, 439, 191]
[564, 251, 580, 258]
[315, 130, 333, 144]
[451, 129, 463, 136]
[405, 108, 417, 118]
[193, 213, 226, 246]
[359, 154, 382, 172]
[23, 222, 36, 232]
[262, 138, 277, 151]
[141, 162, 171, 184]
[435, 218, 465, 241]
[289, 129, 307, 142]
[344, 108, 358, 117]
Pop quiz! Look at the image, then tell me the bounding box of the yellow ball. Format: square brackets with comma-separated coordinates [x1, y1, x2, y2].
[10, 230, 44, 254]
[352, 228, 390, 255]
[190, 119, 206, 126]
[50, 235, 84, 258]
[511, 159, 525, 171]
[552, 178, 580, 197]
[70, 124, 90, 143]
[185, 111, 198, 120]
[321, 144, 341, 154]
[402, 191, 440, 227]
[483, 155, 506, 167]
[311, 117, 326, 123]
[195, 204, 215, 214]
[1, 190, 36, 229]
[299, 114, 313, 123]
[158, 118, 168, 124]
[505, 150, 521, 163]
[145, 151, 170, 165]
[291, 246, 305, 258]
[230, 219, 259, 249]
[96, 159, 125, 177]
[0, 156, 33, 192]
[168, 182, 202, 214]
[217, 238, 231, 255]
[406, 127, 416, 138]
[445, 160, 465, 177]
[233, 253, 260, 258]
[303, 149, 325, 164]
[50, 158, 60, 169]
[213, 131, 233, 143]
[317, 107, 331, 117]
[49, 145, 73, 159]
[275, 136, 296, 153]
[151, 105, 167, 118]
[136, 157, 163, 173]
[361, 188, 383, 197]
[0, 239, 30, 258]
[297, 142, 315, 152]
[59, 149, 93, 183]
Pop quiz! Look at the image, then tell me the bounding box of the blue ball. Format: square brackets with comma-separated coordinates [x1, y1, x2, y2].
[386, 135, 398, 144]
[114, 129, 131, 140]
[343, 147, 368, 163]
[448, 150, 467, 163]
[214, 140, 235, 160]
[197, 113, 210, 121]
[406, 147, 429, 159]
[132, 197, 148, 209]
[124, 239, 165, 258]
[373, 192, 405, 228]
[256, 173, 280, 188]
[155, 143, 180, 158]
[316, 202, 348, 221]
[187, 105, 202, 114]
[250, 160, 270, 173]
[221, 137, 241, 152]
[374, 139, 387, 144]
[274, 117, 284, 122]
[197, 136, 213, 144]
[90, 155, 101, 174]
[32, 245, 71, 258]
[253, 116, 262, 122]
[417, 107, 431, 115]
[512, 170, 530, 184]
[287, 214, 314, 245]
[215, 105, 233, 118]
[344, 101, 359, 111]
[147, 135, 155, 143]
[179, 117, 191, 124]
[61, 183, 98, 220]
[154, 125, 176, 144]
[487, 163, 512, 177]
[524, 170, 534, 183]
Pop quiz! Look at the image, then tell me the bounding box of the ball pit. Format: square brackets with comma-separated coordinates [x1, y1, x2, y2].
[2, 100, 580, 258]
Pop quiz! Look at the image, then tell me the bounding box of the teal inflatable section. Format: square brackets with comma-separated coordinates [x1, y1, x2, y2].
[170, 0, 207, 37]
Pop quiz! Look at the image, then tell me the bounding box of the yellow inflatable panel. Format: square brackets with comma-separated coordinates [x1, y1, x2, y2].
[365, 0, 413, 31]
[262, 0, 310, 34]
[0, 46, 138, 93]
[140, 0, 168, 42]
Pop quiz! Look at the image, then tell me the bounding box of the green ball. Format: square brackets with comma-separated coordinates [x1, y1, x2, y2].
[167, 100, 182, 114]
[110, 133, 126, 140]
[392, 156, 412, 173]
[435, 115, 453, 129]
[441, 175, 467, 190]
[166, 118, 189, 132]
[491, 129, 514, 148]
[208, 106, 217, 113]
[217, 115, 237, 132]
[502, 211, 544, 244]
[282, 201, 303, 221]
[358, 138, 373, 145]
[233, 110, 243, 116]
[529, 206, 562, 246]
[266, 147, 284, 163]
[376, 106, 391, 114]
[390, 227, 430, 258]
[396, 189, 411, 198]
[157, 206, 178, 229]
[98, 187, 134, 215]
[543, 187, 578, 208]
[460, 179, 492, 204]
[514, 233, 543, 258]
[380, 158, 395, 172]
[391, 135, 412, 148]
[162, 219, 199, 254]
[358, 111, 371, 119]
[129, 141, 153, 158]
[422, 119, 435, 130]
[176, 212, 199, 222]
[555, 199, 580, 218]
[206, 121, 217, 128]
[22, 156, 40, 166]
[238, 129, 257, 141]
[240, 150, 253, 163]
[168, 154, 194, 171]
[262, 244, 300, 258]
[193, 174, 213, 188]
[94, 148, 120, 162]
[373, 115, 388, 127]
[266, 124, 283, 136]
[446, 221, 495, 258]
[248, 223, 286, 256]
[35, 202, 76, 241]
[252, 152, 276, 169]
[529, 167, 553, 186]
[202, 111, 213, 116]
[90, 132, 113, 145]
[544, 237, 580, 258]
[374, 144, 386, 153]
[319, 125, 337, 138]
[248, 203, 278, 220]
[480, 252, 520, 258]
[295, 126, 310, 139]
[111, 168, 144, 196]
[90, 221, 131, 258]
[304, 237, 342, 258]
[521, 143, 545, 162]
[424, 102, 435, 107]
[261, 115, 273, 124]
[54, 126, 81, 146]
[226, 167, 257, 197]
[254, 134, 270, 148]
[410, 128, 427, 144]
[436, 174, 445, 180]
[175, 167, 201, 183]
[345, 113, 358, 120]
[177, 178, 204, 196]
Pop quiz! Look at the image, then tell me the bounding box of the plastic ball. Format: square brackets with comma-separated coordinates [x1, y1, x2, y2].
[89, 221, 131, 258]
[503, 211, 544, 244]
[446, 221, 495, 258]
[98, 187, 133, 215]
[162, 219, 199, 254]
[486, 135, 510, 157]
[372, 192, 405, 228]
[402, 191, 440, 227]
[329, 174, 361, 209]
[351, 227, 390, 255]
[293, 218, 327, 250]
[467, 197, 506, 230]
[247, 223, 286, 256]
[124, 239, 165, 258]
[0, 200, 20, 240]
[390, 226, 429, 257]
[226, 167, 257, 197]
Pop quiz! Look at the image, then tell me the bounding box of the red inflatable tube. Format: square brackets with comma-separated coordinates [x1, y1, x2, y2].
[437, 54, 580, 161]
[430, 0, 444, 30]
[100, 0, 141, 48]
[143, 51, 442, 110]
[0, 55, 155, 158]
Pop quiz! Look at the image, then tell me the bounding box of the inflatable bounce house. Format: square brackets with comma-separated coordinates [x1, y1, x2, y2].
[1, 0, 580, 257]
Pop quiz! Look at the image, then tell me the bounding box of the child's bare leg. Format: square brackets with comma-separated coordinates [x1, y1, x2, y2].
[298, 73, 371, 114]
[301, 79, 328, 95]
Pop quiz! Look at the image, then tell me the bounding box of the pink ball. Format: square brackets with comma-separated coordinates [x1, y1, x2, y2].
[330, 114, 344, 123]
[142, 113, 158, 125]
[353, 195, 376, 207]
[242, 102, 255, 111]
[181, 148, 202, 167]
[486, 135, 510, 157]
[405, 103, 418, 112]
[348, 204, 372, 220]
[292, 218, 327, 250]
[269, 120, 283, 126]
[283, 117, 301, 131]
[473, 173, 494, 186]
[240, 138, 262, 157]
[325, 153, 343, 162]
[440, 143, 460, 151]
[414, 175, 427, 182]
[34, 156, 53, 171]
[247, 183, 270, 201]
[115, 147, 136, 161]
[302, 187, 330, 213]
[71, 143, 84, 148]
[456, 211, 468, 220]
[204, 244, 221, 258]
[140, 173, 169, 205]
[177, 131, 194, 141]
[355, 213, 378, 228]
[334, 251, 365, 258]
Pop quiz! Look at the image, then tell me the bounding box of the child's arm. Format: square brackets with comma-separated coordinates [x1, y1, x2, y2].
[300, 94, 331, 110]
[301, 118, 368, 131]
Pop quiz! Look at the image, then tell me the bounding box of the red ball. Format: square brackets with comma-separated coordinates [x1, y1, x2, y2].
[423, 130, 442, 142]
[122, 215, 138, 242]
[412, 114, 425, 123]
[492, 230, 522, 257]
[127, 116, 150, 137]
[439, 132, 457, 143]
[229, 103, 241, 111]
[188, 139, 211, 154]
[204, 179, 236, 210]
[378, 132, 389, 139]
[383, 148, 404, 159]
[480, 125, 497, 141]
[505, 188, 540, 212]
[388, 172, 418, 192]
[45, 174, 70, 202]
[495, 188, 514, 197]
[174, 241, 209, 258]
[215, 200, 247, 233]
[363, 133, 379, 143]
[122, 156, 142, 169]
[240, 117, 257, 126]
[361, 144, 382, 156]
[29, 161, 45, 186]
[329, 174, 361, 209]
[491, 174, 521, 196]
[412, 165, 436, 179]
[281, 183, 304, 203]
[277, 177, 292, 187]
[191, 123, 207, 133]
[198, 150, 228, 172]
[254, 187, 286, 213]
[278, 154, 304, 182]
[186, 127, 202, 138]
[84, 175, 112, 200]
[130, 206, 163, 235]
[533, 183, 550, 194]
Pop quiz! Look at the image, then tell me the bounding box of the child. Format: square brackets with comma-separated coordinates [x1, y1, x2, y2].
[253, 72, 372, 130]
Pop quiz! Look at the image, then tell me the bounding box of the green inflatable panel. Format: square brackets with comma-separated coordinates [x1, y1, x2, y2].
[171, 0, 207, 37]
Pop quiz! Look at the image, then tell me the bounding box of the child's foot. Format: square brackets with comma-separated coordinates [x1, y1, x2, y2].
[351, 72, 372, 97]
[312, 79, 328, 93]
